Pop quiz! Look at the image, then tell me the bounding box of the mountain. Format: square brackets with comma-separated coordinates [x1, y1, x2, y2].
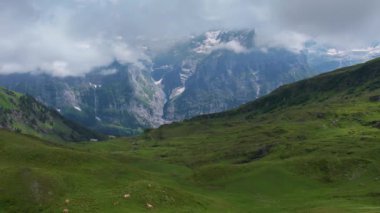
[0, 29, 316, 135]
[148, 57, 380, 163]
[0, 62, 166, 136]
[305, 41, 380, 73]
[139, 57, 380, 210]
[153, 29, 314, 120]
[0, 87, 102, 141]
[2, 58, 380, 212]
[1, 30, 379, 136]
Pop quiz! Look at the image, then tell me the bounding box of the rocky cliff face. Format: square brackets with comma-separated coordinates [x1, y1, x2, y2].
[0, 29, 330, 135]
[153, 29, 313, 120]
[0, 62, 165, 135]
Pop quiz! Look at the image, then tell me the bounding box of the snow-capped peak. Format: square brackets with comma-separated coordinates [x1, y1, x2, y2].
[169, 87, 186, 100]
[194, 30, 222, 54]
[326, 48, 345, 57]
[193, 30, 249, 54]
[89, 82, 102, 89]
[324, 45, 380, 59]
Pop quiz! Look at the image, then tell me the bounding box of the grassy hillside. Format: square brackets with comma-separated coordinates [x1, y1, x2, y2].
[3, 59, 380, 212]
[0, 87, 103, 142]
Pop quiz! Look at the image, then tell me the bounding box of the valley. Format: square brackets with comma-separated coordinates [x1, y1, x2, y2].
[2, 1, 380, 212]
[3, 29, 375, 136]
[2, 58, 380, 212]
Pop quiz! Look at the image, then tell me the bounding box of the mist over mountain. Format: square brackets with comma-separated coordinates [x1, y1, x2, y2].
[153, 29, 312, 120]
[1, 28, 378, 135]
[0, 62, 166, 135]
[1, 0, 380, 77]
[3, 1, 380, 212]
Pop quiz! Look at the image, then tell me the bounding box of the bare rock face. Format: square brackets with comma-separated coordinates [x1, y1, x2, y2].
[153, 29, 313, 121]
[0, 62, 166, 136]
[0, 29, 323, 135]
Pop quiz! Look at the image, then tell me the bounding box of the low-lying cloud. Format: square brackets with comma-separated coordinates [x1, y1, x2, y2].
[0, 0, 379, 76]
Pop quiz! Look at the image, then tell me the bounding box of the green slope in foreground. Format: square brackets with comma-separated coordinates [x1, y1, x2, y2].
[0, 87, 102, 142]
[3, 59, 380, 212]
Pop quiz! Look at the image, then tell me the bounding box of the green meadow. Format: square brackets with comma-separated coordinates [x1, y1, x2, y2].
[2, 59, 380, 212]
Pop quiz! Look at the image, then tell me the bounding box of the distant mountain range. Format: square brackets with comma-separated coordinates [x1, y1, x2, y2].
[3, 55, 380, 212]
[305, 41, 380, 72]
[0, 29, 378, 135]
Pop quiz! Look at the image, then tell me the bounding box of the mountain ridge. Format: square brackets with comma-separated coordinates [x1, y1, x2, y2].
[153, 29, 314, 120]
[0, 29, 315, 135]
[2, 58, 380, 212]
[1, 29, 378, 135]
[0, 87, 103, 141]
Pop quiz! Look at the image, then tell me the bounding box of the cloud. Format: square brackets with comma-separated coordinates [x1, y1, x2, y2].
[98, 68, 117, 76]
[268, 0, 380, 47]
[193, 31, 249, 54]
[255, 31, 311, 53]
[0, 0, 148, 76]
[0, 23, 146, 76]
[219, 41, 248, 53]
[0, 0, 379, 76]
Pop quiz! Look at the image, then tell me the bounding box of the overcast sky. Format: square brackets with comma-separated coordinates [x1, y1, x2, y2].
[0, 0, 379, 76]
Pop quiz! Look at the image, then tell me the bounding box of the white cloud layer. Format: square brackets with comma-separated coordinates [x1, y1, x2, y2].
[0, 0, 379, 76]
[255, 31, 311, 53]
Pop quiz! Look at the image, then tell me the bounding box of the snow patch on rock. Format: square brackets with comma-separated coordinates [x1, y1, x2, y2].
[154, 78, 163, 85]
[194, 31, 248, 54]
[170, 87, 185, 100]
[194, 30, 222, 54]
[89, 82, 102, 89]
[74, 106, 82, 112]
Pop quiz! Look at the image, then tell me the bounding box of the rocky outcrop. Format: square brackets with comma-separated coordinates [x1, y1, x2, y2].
[0, 29, 330, 135]
[0, 62, 166, 136]
[153, 30, 313, 120]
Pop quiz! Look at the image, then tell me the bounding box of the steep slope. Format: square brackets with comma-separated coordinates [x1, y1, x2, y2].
[137, 57, 380, 210]
[2, 59, 380, 212]
[153, 29, 314, 120]
[0, 30, 315, 135]
[224, 57, 380, 116]
[0, 87, 102, 141]
[0, 30, 379, 136]
[0, 62, 165, 136]
[144, 58, 380, 162]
